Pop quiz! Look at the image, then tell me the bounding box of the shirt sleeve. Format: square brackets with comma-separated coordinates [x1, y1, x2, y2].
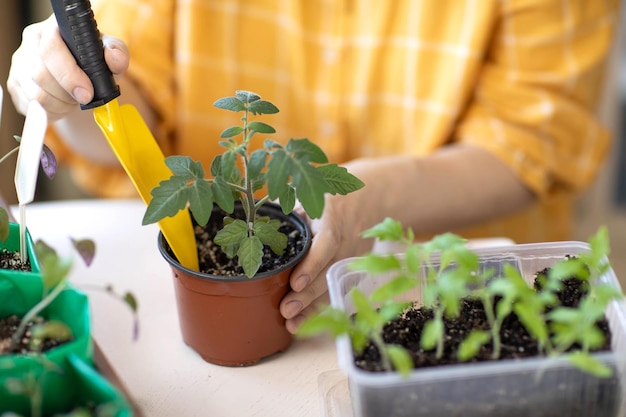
[454, 0, 618, 198]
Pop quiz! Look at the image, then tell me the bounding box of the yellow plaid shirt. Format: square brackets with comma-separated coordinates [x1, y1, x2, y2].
[50, 0, 618, 243]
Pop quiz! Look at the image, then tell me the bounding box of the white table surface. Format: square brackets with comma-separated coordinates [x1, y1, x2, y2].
[14, 199, 339, 417]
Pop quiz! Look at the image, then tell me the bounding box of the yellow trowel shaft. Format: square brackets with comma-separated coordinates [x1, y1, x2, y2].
[51, 0, 198, 271]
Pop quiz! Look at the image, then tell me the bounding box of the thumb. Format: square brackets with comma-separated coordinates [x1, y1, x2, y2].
[102, 35, 130, 76]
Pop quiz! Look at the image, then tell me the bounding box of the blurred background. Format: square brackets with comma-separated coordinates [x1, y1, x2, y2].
[1, 1, 625, 284]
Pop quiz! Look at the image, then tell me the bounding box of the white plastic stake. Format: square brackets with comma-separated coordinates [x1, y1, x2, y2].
[14, 101, 47, 263]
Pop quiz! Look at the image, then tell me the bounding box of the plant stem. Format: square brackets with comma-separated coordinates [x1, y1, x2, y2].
[0, 146, 19, 165]
[481, 294, 501, 359]
[10, 282, 68, 350]
[240, 105, 257, 231]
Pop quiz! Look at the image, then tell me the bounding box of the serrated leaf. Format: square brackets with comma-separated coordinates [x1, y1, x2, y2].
[220, 126, 244, 138]
[165, 155, 204, 178]
[40, 144, 57, 179]
[317, 164, 365, 195]
[248, 149, 267, 179]
[188, 179, 214, 225]
[236, 90, 261, 103]
[247, 121, 276, 134]
[248, 100, 279, 115]
[264, 139, 283, 150]
[214, 96, 245, 112]
[211, 177, 234, 215]
[237, 236, 264, 277]
[143, 176, 190, 225]
[220, 150, 237, 180]
[0, 208, 9, 243]
[292, 164, 329, 219]
[266, 149, 292, 200]
[277, 186, 296, 214]
[286, 138, 328, 163]
[71, 238, 96, 267]
[255, 219, 287, 255]
[214, 220, 248, 247]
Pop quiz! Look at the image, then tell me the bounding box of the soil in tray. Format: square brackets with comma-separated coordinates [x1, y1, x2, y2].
[0, 248, 31, 272]
[0, 315, 69, 355]
[354, 275, 612, 372]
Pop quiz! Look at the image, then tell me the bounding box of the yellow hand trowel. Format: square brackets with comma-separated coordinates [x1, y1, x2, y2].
[51, 0, 198, 271]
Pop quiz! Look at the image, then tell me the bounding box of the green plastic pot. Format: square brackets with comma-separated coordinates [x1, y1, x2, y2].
[0, 223, 132, 416]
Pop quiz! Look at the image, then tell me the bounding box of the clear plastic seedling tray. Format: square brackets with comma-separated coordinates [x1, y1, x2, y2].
[326, 242, 626, 417]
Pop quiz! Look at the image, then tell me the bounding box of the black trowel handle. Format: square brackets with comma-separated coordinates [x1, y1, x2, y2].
[50, 0, 120, 110]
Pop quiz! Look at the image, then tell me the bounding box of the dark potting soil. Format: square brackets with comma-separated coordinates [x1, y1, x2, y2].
[354, 274, 612, 373]
[193, 210, 306, 277]
[0, 248, 31, 271]
[0, 314, 69, 355]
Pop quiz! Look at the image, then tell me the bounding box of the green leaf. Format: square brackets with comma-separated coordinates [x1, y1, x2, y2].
[70, 238, 96, 267]
[214, 96, 245, 112]
[236, 90, 261, 103]
[266, 148, 292, 201]
[143, 176, 190, 225]
[567, 351, 613, 378]
[220, 150, 237, 180]
[248, 100, 279, 115]
[123, 292, 138, 313]
[514, 302, 549, 344]
[377, 300, 411, 322]
[421, 318, 444, 351]
[255, 219, 287, 255]
[165, 155, 204, 178]
[248, 149, 268, 180]
[404, 244, 422, 274]
[361, 218, 405, 241]
[317, 164, 365, 195]
[237, 236, 264, 277]
[349, 254, 402, 274]
[286, 138, 328, 163]
[277, 186, 296, 214]
[351, 289, 382, 329]
[247, 121, 276, 134]
[214, 220, 248, 247]
[458, 330, 490, 361]
[211, 176, 234, 215]
[220, 126, 244, 138]
[370, 276, 419, 303]
[188, 179, 214, 225]
[388, 345, 413, 377]
[29, 320, 73, 352]
[35, 240, 73, 291]
[296, 307, 352, 338]
[0, 207, 9, 243]
[292, 164, 329, 219]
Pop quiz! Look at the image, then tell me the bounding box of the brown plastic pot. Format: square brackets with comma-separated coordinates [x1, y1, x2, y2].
[158, 202, 312, 366]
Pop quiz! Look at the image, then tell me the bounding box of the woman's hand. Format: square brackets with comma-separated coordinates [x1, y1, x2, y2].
[7, 14, 129, 122]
